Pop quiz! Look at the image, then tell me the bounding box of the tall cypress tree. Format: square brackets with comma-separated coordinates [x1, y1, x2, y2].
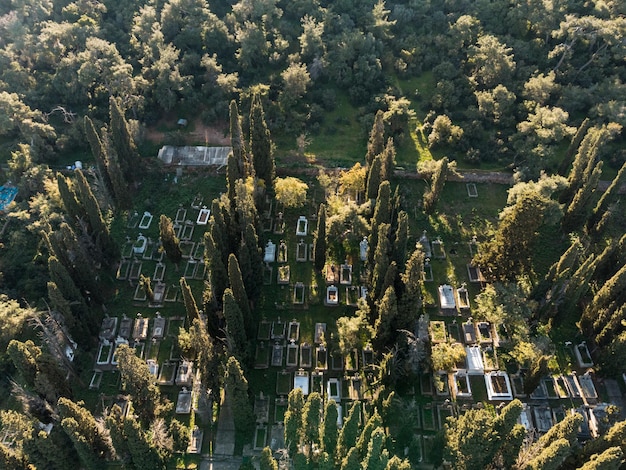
[74, 169, 116, 262]
[223, 288, 247, 359]
[313, 203, 327, 272]
[84, 116, 112, 191]
[284, 388, 304, 456]
[180, 277, 200, 324]
[380, 137, 396, 182]
[204, 232, 228, 302]
[366, 155, 382, 201]
[224, 356, 253, 435]
[392, 210, 408, 270]
[227, 254, 252, 339]
[336, 401, 361, 461]
[159, 214, 182, 266]
[229, 99, 252, 178]
[226, 153, 240, 210]
[109, 96, 138, 184]
[56, 174, 85, 223]
[365, 110, 385, 168]
[301, 392, 322, 452]
[423, 157, 449, 214]
[242, 222, 263, 301]
[321, 399, 339, 457]
[371, 224, 391, 301]
[588, 160, 626, 231]
[249, 93, 275, 193]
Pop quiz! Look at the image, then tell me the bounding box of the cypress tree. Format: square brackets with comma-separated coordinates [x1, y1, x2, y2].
[588, 160, 626, 231]
[229, 99, 252, 178]
[562, 161, 602, 232]
[366, 155, 382, 201]
[159, 214, 182, 266]
[210, 198, 231, 257]
[356, 411, 383, 455]
[226, 153, 240, 210]
[109, 96, 138, 184]
[204, 232, 228, 302]
[340, 447, 361, 470]
[56, 174, 85, 223]
[249, 93, 275, 193]
[84, 116, 112, 191]
[224, 356, 253, 435]
[179, 277, 199, 324]
[242, 222, 263, 301]
[365, 110, 385, 168]
[558, 117, 590, 175]
[260, 447, 278, 470]
[361, 427, 388, 470]
[336, 401, 360, 461]
[374, 286, 398, 349]
[423, 157, 449, 214]
[301, 392, 322, 452]
[392, 210, 408, 270]
[371, 223, 391, 300]
[321, 399, 339, 457]
[222, 288, 247, 358]
[577, 447, 623, 470]
[102, 140, 132, 210]
[227, 253, 252, 339]
[313, 203, 327, 272]
[139, 274, 154, 303]
[372, 181, 392, 230]
[284, 388, 304, 456]
[380, 137, 396, 182]
[123, 416, 164, 470]
[74, 169, 116, 262]
[7, 339, 40, 386]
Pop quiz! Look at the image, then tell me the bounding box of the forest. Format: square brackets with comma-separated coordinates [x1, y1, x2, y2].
[0, 0, 626, 469]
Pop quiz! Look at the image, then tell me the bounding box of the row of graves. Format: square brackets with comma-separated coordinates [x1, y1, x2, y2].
[420, 229, 605, 442]
[100, 196, 216, 454]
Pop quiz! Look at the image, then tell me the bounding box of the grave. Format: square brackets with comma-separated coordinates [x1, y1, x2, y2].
[483, 347, 498, 370]
[164, 285, 179, 302]
[463, 321, 477, 344]
[454, 372, 472, 397]
[253, 426, 268, 450]
[314, 323, 327, 344]
[180, 221, 195, 240]
[293, 282, 305, 304]
[286, 343, 299, 367]
[192, 243, 204, 260]
[133, 235, 148, 254]
[457, 284, 470, 310]
[184, 259, 198, 279]
[476, 322, 493, 344]
[152, 314, 166, 340]
[273, 213, 285, 234]
[575, 342, 594, 368]
[438, 284, 456, 311]
[139, 212, 153, 229]
[315, 346, 327, 370]
[346, 286, 359, 306]
[533, 407, 553, 432]
[295, 216, 308, 236]
[191, 194, 203, 209]
[420, 373, 433, 395]
[173, 224, 183, 239]
[121, 241, 134, 259]
[348, 376, 361, 400]
[142, 240, 156, 260]
[194, 262, 206, 280]
[96, 342, 113, 365]
[254, 393, 270, 423]
[578, 373, 598, 400]
[271, 321, 286, 340]
[565, 374, 582, 398]
[518, 404, 533, 431]
[263, 265, 273, 285]
[465, 346, 484, 374]
[327, 378, 341, 402]
[288, 321, 300, 342]
[264, 241, 276, 263]
[447, 322, 461, 343]
[511, 375, 526, 397]
[530, 381, 548, 399]
[294, 369, 309, 395]
[180, 241, 195, 258]
[118, 316, 132, 340]
[274, 397, 288, 422]
[308, 244, 314, 261]
[432, 238, 446, 258]
[258, 321, 271, 341]
[132, 342, 144, 359]
[359, 237, 368, 261]
[89, 370, 103, 390]
[133, 315, 149, 341]
[544, 377, 559, 399]
[196, 206, 210, 225]
[435, 372, 450, 396]
[466, 183, 478, 198]
[422, 405, 436, 431]
[419, 231, 432, 258]
[276, 371, 292, 395]
[153, 283, 166, 304]
[325, 285, 339, 306]
[300, 343, 312, 368]
[176, 360, 194, 386]
[423, 259, 433, 282]
[340, 263, 352, 285]
[254, 342, 270, 369]
[99, 317, 118, 342]
[176, 388, 193, 414]
[129, 260, 143, 280]
[485, 371, 513, 400]
[175, 206, 187, 223]
[277, 241, 287, 263]
[158, 362, 177, 385]
[311, 370, 323, 395]
[325, 264, 339, 284]
[554, 375, 570, 398]
[437, 403, 454, 428]
[331, 352, 343, 371]
[271, 343, 284, 367]
[429, 321, 447, 343]
[153, 263, 166, 282]
[296, 240, 307, 262]
[133, 284, 147, 302]
[116, 260, 130, 280]
[146, 359, 159, 378]
[362, 344, 374, 368]
[467, 265, 485, 283]
[127, 211, 140, 228]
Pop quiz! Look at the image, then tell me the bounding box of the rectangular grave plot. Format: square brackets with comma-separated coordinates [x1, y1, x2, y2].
[191, 195, 203, 209]
[180, 223, 195, 241]
[254, 426, 268, 450]
[308, 244, 314, 262]
[286, 344, 298, 367]
[116, 260, 130, 280]
[152, 250, 164, 262]
[447, 323, 461, 343]
[422, 405, 436, 431]
[296, 242, 307, 262]
[420, 373, 433, 395]
[121, 241, 134, 259]
[133, 284, 147, 302]
[271, 344, 284, 367]
[276, 372, 292, 395]
[180, 241, 195, 259]
[293, 283, 305, 304]
[346, 286, 359, 306]
[300, 345, 313, 368]
[275, 398, 288, 422]
[258, 321, 272, 341]
[262, 217, 273, 232]
[271, 322, 286, 340]
[89, 370, 103, 390]
[277, 266, 290, 285]
[184, 260, 198, 279]
[331, 353, 343, 371]
[423, 264, 433, 282]
[277, 243, 288, 263]
[153, 263, 166, 282]
[142, 241, 156, 260]
[164, 285, 179, 302]
[288, 322, 300, 342]
[437, 405, 454, 429]
[263, 265, 273, 285]
[157, 362, 177, 385]
[192, 243, 204, 260]
[273, 218, 285, 234]
[345, 349, 358, 372]
[466, 183, 478, 198]
[173, 224, 183, 239]
[175, 207, 187, 223]
[153, 283, 166, 304]
[194, 262, 206, 280]
[129, 261, 142, 280]
[311, 372, 323, 395]
[254, 342, 270, 369]
[316, 347, 327, 370]
[127, 212, 140, 228]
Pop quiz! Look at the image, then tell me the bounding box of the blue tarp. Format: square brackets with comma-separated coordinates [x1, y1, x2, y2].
[0, 186, 18, 211]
